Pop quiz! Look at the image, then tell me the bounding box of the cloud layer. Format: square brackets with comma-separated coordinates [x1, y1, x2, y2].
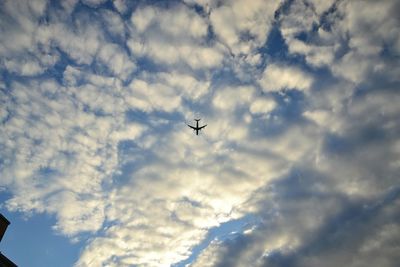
[1, 0, 399, 266]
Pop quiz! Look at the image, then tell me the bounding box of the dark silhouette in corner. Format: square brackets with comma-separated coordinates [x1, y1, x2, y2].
[187, 119, 207, 135]
[0, 214, 17, 267]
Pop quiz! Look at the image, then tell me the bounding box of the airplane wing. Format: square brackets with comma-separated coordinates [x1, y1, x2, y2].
[187, 124, 197, 130]
[198, 124, 207, 130]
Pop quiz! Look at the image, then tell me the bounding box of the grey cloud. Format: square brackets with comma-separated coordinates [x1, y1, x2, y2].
[193, 170, 400, 267]
[190, 2, 400, 264]
[280, 0, 400, 83]
[1, 0, 399, 266]
[256, 188, 400, 267]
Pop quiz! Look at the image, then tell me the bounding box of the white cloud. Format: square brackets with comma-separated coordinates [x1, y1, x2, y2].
[100, 9, 126, 39]
[112, 0, 128, 14]
[209, 0, 280, 56]
[212, 85, 254, 112]
[249, 97, 277, 115]
[0, 0, 49, 75]
[74, 124, 293, 266]
[303, 109, 342, 133]
[286, 39, 336, 67]
[96, 43, 136, 81]
[1, 76, 147, 236]
[53, 22, 102, 65]
[309, 0, 336, 15]
[128, 37, 225, 70]
[125, 78, 182, 113]
[259, 64, 313, 92]
[155, 71, 211, 100]
[127, 4, 224, 70]
[4, 58, 44, 76]
[281, 0, 400, 83]
[1, 1, 400, 267]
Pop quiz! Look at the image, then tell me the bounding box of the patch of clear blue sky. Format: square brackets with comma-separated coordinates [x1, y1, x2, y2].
[0, 191, 82, 267]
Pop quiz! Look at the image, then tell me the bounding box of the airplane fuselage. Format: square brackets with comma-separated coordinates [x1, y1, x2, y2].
[188, 119, 207, 135]
[195, 120, 200, 135]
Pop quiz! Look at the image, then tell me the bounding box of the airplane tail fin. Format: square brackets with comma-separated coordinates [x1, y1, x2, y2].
[194, 119, 201, 121]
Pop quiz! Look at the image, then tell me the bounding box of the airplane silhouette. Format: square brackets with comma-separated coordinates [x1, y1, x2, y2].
[187, 119, 207, 135]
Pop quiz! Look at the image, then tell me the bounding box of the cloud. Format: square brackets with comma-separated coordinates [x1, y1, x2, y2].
[113, 0, 129, 14]
[0, 0, 50, 75]
[1, 0, 400, 266]
[192, 159, 400, 267]
[156, 71, 211, 100]
[73, 123, 292, 266]
[209, 0, 280, 56]
[280, 0, 400, 83]
[96, 43, 136, 81]
[100, 9, 126, 40]
[1, 75, 147, 236]
[250, 97, 277, 115]
[3, 58, 45, 76]
[212, 85, 254, 111]
[127, 4, 225, 71]
[259, 64, 313, 92]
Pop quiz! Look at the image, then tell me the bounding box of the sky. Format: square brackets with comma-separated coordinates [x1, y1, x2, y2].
[0, 0, 400, 266]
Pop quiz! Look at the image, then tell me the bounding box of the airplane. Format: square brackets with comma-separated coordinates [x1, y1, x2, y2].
[187, 119, 207, 135]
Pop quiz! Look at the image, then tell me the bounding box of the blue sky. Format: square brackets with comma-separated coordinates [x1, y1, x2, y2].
[1, 0, 400, 266]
